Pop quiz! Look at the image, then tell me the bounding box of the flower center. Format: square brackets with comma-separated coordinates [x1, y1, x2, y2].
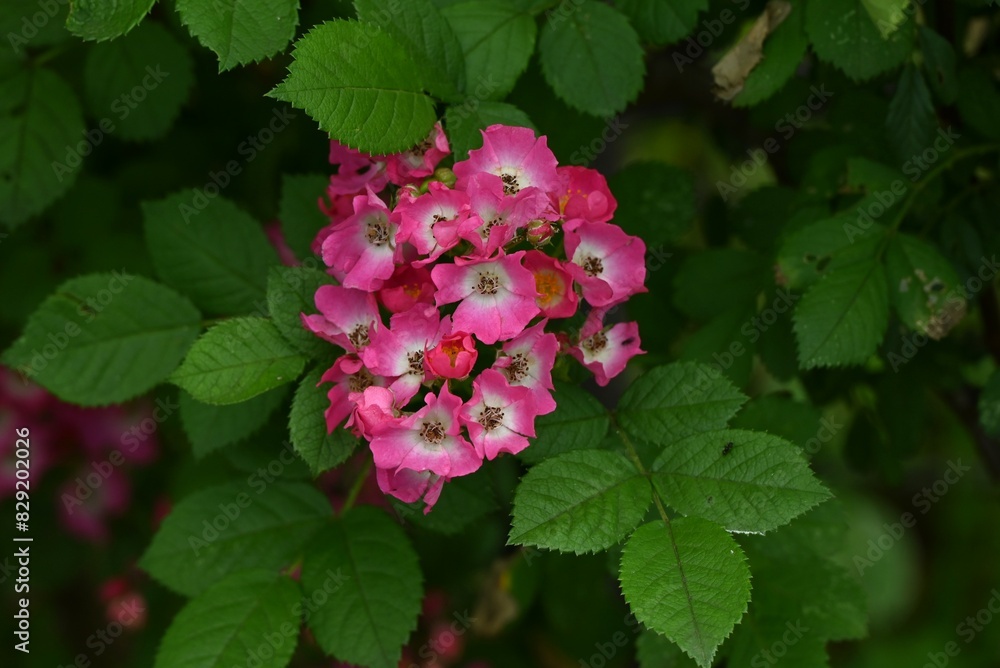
[365, 218, 390, 246]
[582, 255, 604, 277]
[534, 270, 563, 306]
[476, 271, 500, 295]
[420, 419, 446, 445]
[500, 172, 520, 196]
[348, 368, 374, 393]
[406, 350, 424, 375]
[349, 324, 370, 349]
[479, 406, 505, 432]
[480, 217, 503, 241]
[503, 353, 529, 383]
[582, 332, 608, 354]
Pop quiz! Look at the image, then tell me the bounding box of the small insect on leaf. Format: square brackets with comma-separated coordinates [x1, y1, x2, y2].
[722, 441, 734, 456]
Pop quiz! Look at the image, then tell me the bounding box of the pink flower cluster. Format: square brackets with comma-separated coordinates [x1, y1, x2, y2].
[304, 124, 646, 512]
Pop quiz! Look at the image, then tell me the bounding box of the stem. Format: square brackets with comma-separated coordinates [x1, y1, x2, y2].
[340, 459, 372, 515]
[884, 144, 1000, 242]
[613, 418, 671, 524]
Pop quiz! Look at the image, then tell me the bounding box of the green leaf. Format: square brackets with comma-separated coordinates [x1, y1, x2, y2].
[793, 259, 889, 368]
[267, 265, 336, 358]
[171, 317, 307, 405]
[918, 26, 957, 104]
[141, 481, 332, 596]
[355, 0, 466, 101]
[82, 22, 194, 142]
[617, 363, 747, 446]
[538, 0, 644, 117]
[510, 450, 650, 553]
[179, 387, 288, 458]
[636, 630, 699, 667]
[279, 173, 329, 261]
[143, 192, 279, 316]
[859, 0, 908, 36]
[302, 507, 423, 668]
[979, 371, 1000, 439]
[805, 0, 912, 81]
[0, 0, 70, 54]
[733, 1, 810, 107]
[0, 69, 85, 227]
[615, 0, 708, 46]
[520, 383, 610, 464]
[440, 1, 536, 101]
[445, 101, 535, 161]
[620, 517, 752, 668]
[652, 429, 831, 533]
[608, 162, 695, 245]
[66, 0, 154, 41]
[176, 0, 299, 71]
[154, 570, 301, 668]
[886, 65, 936, 163]
[289, 367, 358, 475]
[673, 249, 770, 320]
[269, 20, 437, 153]
[2, 274, 200, 406]
[777, 216, 885, 290]
[885, 233, 965, 339]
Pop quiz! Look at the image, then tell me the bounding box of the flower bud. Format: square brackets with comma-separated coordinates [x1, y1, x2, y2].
[526, 219, 556, 246]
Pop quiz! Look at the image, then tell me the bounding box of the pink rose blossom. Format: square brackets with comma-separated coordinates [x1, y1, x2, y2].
[425, 331, 478, 380]
[385, 122, 450, 185]
[493, 320, 559, 415]
[570, 309, 645, 386]
[461, 369, 537, 459]
[554, 165, 617, 224]
[523, 250, 578, 319]
[457, 173, 550, 257]
[346, 387, 398, 440]
[321, 189, 400, 291]
[393, 182, 467, 263]
[376, 467, 446, 513]
[362, 305, 446, 404]
[320, 355, 385, 432]
[302, 285, 381, 353]
[327, 140, 387, 195]
[370, 384, 482, 478]
[564, 220, 647, 307]
[377, 263, 436, 313]
[454, 125, 560, 197]
[431, 252, 540, 345]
